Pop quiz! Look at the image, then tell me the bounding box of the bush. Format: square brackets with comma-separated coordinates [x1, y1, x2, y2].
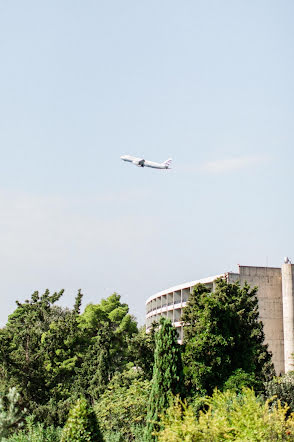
[265, 371, 294, 413]
[0, 388, 26, 439]
[5, 416, 61, 441]
[102, 425, 145, 442]
[100, 432, 124, 442]
[95, 369, 150, 440]
[223, 369, 259, 392]
[61, 398, 103, 442]
[156, 396, 199, 441]
[31, 395, 80, 427]
[157, 389, 294, 441]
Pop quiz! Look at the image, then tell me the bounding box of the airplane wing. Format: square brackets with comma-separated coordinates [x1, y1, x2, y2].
[121, 155, 145, 167]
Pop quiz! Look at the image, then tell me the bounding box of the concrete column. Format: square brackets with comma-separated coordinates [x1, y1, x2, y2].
[282, 263, 294, 373]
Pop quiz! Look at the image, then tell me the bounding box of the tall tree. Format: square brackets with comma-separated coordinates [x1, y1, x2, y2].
[0, 289, 84, 424]
[0, 290, 64, 408]
[128, 323, 157, 380]
[76, 293, 138, 400]
[182, 279, 274, 396]
[39, 291, 84, 423]
[0, 290, 139, 425]
[145, 318, 183, 441]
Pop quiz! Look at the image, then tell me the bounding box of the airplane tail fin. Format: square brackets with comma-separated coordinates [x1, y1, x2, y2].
[163, 158, 172, 168]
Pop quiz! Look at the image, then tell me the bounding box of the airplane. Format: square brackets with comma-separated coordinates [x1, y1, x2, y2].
[120, 155, 172, 169]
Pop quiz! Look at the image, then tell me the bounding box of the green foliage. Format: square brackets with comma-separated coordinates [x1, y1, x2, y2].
[30, 395, 79, 428]
[265, 371, 294, 413]
[79, 293, 137, 339]
[223, 368, 259, 392]
[182, 279, 274, 395]
[145, 318, 184, 441]
[158, 389, 294, 441]
[156, 396, 199, 441]
[95, 368, 150, 439]
[38, 294, 84, 424]
[0, 289, 83, 424]
[76, 328, 111, 401]
[0, 290, 138, 425]
[0, 290, 63, 403]
[0, 387, 25, 439]
[102, 425, 145, 442]
[61, 397, 103, 442]
[76, 293, 138, 401]
[5, 415, 61, 441]
[128, 324, 157, 380]
[0, 281, 285, 439]
[100, 432, 124, 442]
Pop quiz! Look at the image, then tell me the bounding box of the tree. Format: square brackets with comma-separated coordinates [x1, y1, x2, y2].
[61, 398, 103, 442]
[0, 290, 85, 425]
[0, 290, 139, 426]
[145, 318, 184, 441]
[37, 291, 84, 424]
[0, 290, 65, 411]
[75, 325, 112, 401]
[128, 324, 157, 380]
[76, 293, 138, 400]
[182, 279, 274, 396]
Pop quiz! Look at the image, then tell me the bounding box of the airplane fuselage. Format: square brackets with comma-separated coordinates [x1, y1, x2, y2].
[120, 155, 171, 169]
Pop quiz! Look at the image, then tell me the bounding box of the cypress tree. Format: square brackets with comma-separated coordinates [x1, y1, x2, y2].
[145, 317, 183, 441]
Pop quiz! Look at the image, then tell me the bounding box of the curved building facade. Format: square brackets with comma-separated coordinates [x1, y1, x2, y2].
[146, 264, 294, 375]
[146, 272, 239, 342]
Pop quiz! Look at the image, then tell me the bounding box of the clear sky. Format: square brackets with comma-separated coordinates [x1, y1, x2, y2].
[0, 0, 293, 325]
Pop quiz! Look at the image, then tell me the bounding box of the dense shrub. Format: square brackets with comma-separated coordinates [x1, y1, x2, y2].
[5, 416, 61, 441]
[156, 396, 199, 441]
[157, 388, 294, 441]
[95, 368, 150, 440]
[223, 368, 259, 392]
[0, 388, 26, 439]
[265, 371, 294, 413]
[102, 425, 145, 442]
[61, 398, 103, 442]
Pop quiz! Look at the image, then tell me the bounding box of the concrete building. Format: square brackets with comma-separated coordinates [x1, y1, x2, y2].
[146, 262, 294, 375]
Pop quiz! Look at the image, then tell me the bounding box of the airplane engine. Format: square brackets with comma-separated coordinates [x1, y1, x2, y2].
[133, 159, 145, 167]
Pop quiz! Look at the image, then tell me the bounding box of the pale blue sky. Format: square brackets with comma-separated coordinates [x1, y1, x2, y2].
[0, 1, 293, 325]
